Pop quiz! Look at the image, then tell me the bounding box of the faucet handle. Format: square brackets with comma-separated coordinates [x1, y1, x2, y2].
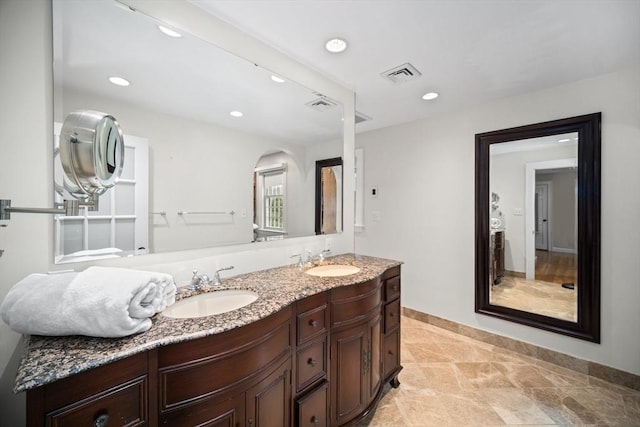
[188, 269, 201, 290]
[213, 266, 234, 286]
[319, 249, 331, 262]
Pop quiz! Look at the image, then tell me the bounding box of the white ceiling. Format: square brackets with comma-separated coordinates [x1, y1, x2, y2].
[193, 0, 640, 133]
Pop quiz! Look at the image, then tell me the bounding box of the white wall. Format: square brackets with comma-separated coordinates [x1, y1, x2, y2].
[356, 66, 640, 376]
[0, 1, 354, 424]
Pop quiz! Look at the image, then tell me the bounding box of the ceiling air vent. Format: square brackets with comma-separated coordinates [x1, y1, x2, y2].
[381, 62, 422, 84]
[355, 111, 372, 124]
[305, 97, 338, 111]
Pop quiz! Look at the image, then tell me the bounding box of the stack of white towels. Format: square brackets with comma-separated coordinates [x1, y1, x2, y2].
[0, 266, 176, 338]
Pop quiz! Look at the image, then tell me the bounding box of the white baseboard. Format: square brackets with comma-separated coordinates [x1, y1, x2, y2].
[551, 246, 577, 254]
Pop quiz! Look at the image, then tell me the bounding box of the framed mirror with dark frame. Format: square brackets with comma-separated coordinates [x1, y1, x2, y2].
[315, 157, 343, 235]
[475, 113, 601, 342]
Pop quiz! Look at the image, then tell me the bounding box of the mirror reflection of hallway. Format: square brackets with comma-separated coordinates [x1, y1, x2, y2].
[489, 136, 579, 322]
[321, 167, 337, 234]
[315, 157, 343, 235]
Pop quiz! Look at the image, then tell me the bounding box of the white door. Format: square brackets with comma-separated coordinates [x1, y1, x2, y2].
[535, 183, 549, 250]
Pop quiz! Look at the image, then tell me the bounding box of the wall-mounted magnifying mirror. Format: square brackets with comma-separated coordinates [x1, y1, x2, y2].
[59, 110, 124, 200]
[0, 110, 124, 229]
[315, 157, 343, 235]
[475, 113, 601, 342]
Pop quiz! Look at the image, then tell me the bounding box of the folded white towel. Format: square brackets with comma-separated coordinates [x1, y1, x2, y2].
[0, 266, 176, 338]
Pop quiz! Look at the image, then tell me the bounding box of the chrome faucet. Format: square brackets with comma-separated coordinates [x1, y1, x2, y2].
[290, 253, 304, 269]
[188, 269, 211, 291]
[212, 266, 234, 286]
[305, 249, 331, 267]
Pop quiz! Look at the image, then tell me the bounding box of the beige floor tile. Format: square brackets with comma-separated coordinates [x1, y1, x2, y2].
[481, 388, 555, 424]
[405, 342, 453, 363]
[358, 317, 640, 426]
[492, 363, 557, 389]
[420, 363, 476, 392]
[454, 362, 517, 389]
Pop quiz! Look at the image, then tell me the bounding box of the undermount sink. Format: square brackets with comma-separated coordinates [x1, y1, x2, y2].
[305, 264, 361, 277]
[162, 289, 259, 319]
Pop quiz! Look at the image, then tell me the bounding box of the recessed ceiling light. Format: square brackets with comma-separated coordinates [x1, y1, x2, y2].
[271, 75, 286, 83]
[109, 76, 130, 86]
[422, 92, 439, 100]
[325, 38, 348, 53]
[158, 25, 182, 38]
[230, 111, 243, 117]
[558, 138, 572, 143]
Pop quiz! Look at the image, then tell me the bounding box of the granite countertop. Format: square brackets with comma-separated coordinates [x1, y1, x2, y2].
[14, 253, 401, 393]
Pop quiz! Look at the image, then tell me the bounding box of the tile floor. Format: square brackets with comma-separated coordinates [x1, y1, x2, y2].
[356, 317, 640, 426]
[490, 276, 577, 322]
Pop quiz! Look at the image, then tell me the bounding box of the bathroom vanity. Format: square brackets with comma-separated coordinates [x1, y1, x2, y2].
[17, 255, 401, 427]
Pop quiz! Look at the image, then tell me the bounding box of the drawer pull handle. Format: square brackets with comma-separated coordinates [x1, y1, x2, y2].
[308, 358, 317, 367]
[309, 319, 318, 328]
[311, 415, 321, 425]
[94, 414, 109, 427]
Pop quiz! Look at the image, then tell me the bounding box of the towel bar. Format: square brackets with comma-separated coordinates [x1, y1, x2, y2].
[178, 210, 235, 215]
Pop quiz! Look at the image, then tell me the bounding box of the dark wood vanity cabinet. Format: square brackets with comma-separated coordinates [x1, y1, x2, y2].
[329, 277, 383, 426]
[26, 352, 152, 427]
[26, 266, 402, 427]
[491, 231, 505, 285]
[382, 269, 402, 385]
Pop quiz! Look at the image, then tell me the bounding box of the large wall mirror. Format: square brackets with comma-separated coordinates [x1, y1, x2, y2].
[475, 113, 601, 342]
[52, 0, 344, 263]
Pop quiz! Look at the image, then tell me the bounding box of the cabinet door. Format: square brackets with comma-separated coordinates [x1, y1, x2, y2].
[246, 359, 292, 427]
[330, 324, 367, 426]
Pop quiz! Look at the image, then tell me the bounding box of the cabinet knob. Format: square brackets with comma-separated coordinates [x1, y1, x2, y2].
[94, 414, 109, 427]
[307, 358, 317, 367]
[389, 312, 395, 317]
[311, 415, 321, 425]
[248, 418, 254, 427]
[309, 319, 318, 328]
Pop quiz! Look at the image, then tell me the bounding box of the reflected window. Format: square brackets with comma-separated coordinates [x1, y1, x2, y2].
[255, 165, 287, 233]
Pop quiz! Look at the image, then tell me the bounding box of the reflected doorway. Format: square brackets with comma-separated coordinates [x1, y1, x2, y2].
[489, 138, 579, 322]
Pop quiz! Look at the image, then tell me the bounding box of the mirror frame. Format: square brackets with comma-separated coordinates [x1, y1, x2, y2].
[475, 113, 601, 342]
[315, 157, 343, 235]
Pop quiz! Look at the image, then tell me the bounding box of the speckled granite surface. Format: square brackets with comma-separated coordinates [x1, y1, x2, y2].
[14, 254, 401, 393]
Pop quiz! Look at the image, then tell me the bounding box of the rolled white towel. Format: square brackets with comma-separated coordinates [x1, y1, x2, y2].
[0, 266, 176, 338]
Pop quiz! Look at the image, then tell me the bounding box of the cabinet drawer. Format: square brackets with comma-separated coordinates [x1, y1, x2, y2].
[46, 376, 147, 427]
[296, 340, 327, 392]
[384, 299, 400, 333]
[383, 330, 401, 380]
[297, 294, 328, 346]
[159, 392, 244, 427]
[331, 279, 381, 328]
[296, 382, 328, 427]
[159, 318, 291, 410]
[384, 276, 400, 301]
